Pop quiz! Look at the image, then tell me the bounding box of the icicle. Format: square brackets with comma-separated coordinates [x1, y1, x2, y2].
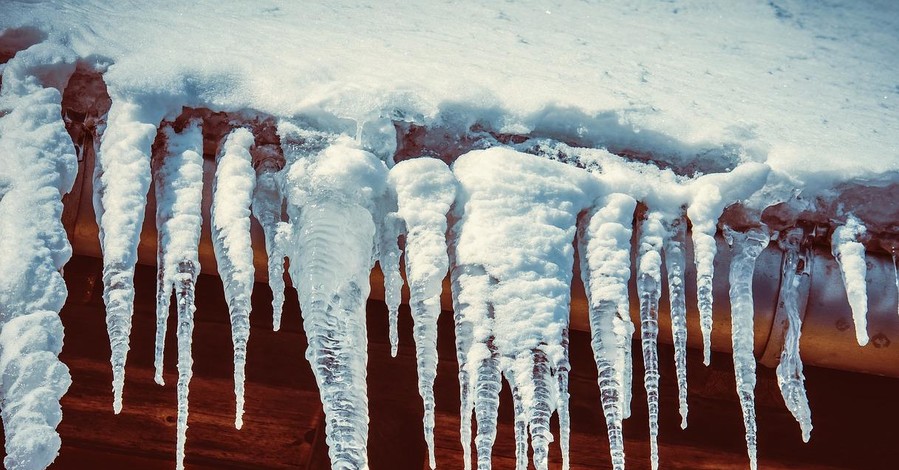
[452, 148, 601, 470]
[558, 329, 571, 470]
[663, 216, 689, 428]
[688, 163, 770, 365]
[210, 128, 257, 429]
[508, 377, 529, 470]
[724, 226, 770, 470]
[152, 120, 204, 470]
[94, 98, 166, 412]
[775, 228, 812, 442]
[390, 158, 456, 469]
[831, 215, 869, 346]
[280, 124, 387, 468]
[379, 209, 403, 357]
[577, 193, 636, 470]
[637, 211, 665, 470]
[251, 149, 286, 330]
[0, 43, 76, 470]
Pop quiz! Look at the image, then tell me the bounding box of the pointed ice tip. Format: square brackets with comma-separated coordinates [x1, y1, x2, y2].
[390, 344, 398, 357]
[680, 417, 687, 430]
[235, 417, 243, 430]
[154, 374, 165, 386]
[113, 397, 122, 415]
[857, 332, 869, 347]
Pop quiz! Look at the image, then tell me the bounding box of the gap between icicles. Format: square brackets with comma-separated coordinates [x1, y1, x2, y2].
[2, 52, 890, 470]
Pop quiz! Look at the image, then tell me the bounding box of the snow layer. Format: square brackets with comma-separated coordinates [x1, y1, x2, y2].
[0, 42, 76, 470]
[3, 1, 897, 195]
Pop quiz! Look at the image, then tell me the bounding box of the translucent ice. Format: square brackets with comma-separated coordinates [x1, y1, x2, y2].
[211, 128, 256, 429]
[831, 215, 869, 346]
[637, 211, 665, 470]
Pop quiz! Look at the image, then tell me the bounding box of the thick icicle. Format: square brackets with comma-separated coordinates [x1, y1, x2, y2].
[251, 149, 286, 330]
[390, 158, 456, 469]
[210, 128, 257, 429]
[663, 216, 689, 428]
[637, 211, 665, 470]
[94, 97, 166, 412]
[688, 163, 770, 365]
[577, 193, 636, 470]
[0, 43, 76, 470]
[724, 226, 770, 470]
[831, 215, 869, 346]
[152, 120, 204, 470]
[280, 124, 387, 468]
[775, 228, 813, 442]
[452, 148, 600, 470]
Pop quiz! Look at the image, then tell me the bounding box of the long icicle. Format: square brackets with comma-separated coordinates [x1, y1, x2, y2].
[724, 226, 770, 470]
[637, 210, 665, 470]
[379, 208, 404, 357]
[390, 157, 456, 468]
[775, 228, 813, 442]
[250, 149, 286, 330]
[577, 193, 637, 470]
[663, 215, 689, 428]
[153, 120, 205, 470]
[210, 128, 257, 429]
[95, 98, 165, 412]
[831, 215, 869, 346]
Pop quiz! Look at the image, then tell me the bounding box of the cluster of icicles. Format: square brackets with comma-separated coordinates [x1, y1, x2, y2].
[0, 47, 885, 470]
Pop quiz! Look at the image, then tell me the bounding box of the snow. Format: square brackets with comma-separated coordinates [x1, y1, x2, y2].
[210, 127, 256, 429]
[2, 1, 898, 469]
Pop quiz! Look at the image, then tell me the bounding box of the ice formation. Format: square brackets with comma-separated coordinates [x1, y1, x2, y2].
[775, 228, 813, 442]
[725, 226, 771, 470]
[389, 158, 456, 469]
[0, 43, 75, 470]
[451, 148, 601, 470]
[831, 215, 870, 346]
[637, 211, 666, 470]
[577, 193, 637, 470]
[94, 96, 166, 413]
[2, 3, 898, 468]
[152, 120, 204, 470]
[249, 147, 286, 330]
[663, 216, 689, 428]
[279, 123, 387, 468]
[210, 127, 256, 429]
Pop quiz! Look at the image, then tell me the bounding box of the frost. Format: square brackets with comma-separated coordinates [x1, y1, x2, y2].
[663, 216, 689, 428]
[152, 120, 204, 470]
[775, 228, 812, 442]
[0, 42, 76, 470]
[831, 215, 869, 346]
[389, 158, 456, 469]
[724, 226, 770, 470]
[94, 96, 166, 412]
[577, 193, 637, 470]
[452, 148, 600, 470]
[280, 123, 388, 468]
[210, 128, 256, 429]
